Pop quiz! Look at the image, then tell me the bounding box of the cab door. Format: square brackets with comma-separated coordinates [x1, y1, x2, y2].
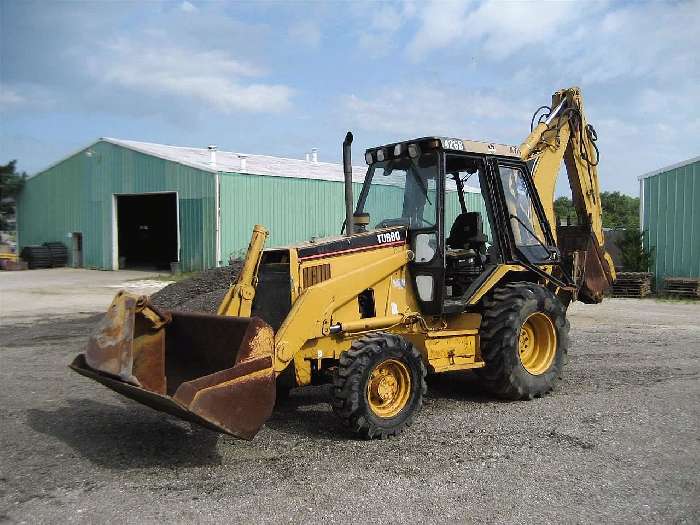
[490, 158, 556, 266]
[408, 153, 445, 316]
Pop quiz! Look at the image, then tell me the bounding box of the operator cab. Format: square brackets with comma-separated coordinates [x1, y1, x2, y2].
[354, 137, 558, 315]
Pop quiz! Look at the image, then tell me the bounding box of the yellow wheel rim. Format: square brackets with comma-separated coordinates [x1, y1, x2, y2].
[366, 359, 411, 418]
[518, 312, 557, 375]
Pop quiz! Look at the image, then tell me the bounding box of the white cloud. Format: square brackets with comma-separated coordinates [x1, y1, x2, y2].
[356, 2, 414, 57]
[405, 0, 698, 87]
[406, 0, 471, 59]
[561, 2, 700, 85]
[341, 84, 528, 141]
[180, 1, 197, 13]
[406, 0, 583, 60]
[0, 85, 25, 110]
[93, 39, 294, 113]
[288, 20, 322, 48]
[0, 83, 56, 112]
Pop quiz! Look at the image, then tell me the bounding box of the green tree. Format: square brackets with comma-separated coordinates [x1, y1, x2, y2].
[554, 196, 576, 225]
[553, 192, 639, 230]
[600, 191, 639, 229]
[0, 160, 27, 230]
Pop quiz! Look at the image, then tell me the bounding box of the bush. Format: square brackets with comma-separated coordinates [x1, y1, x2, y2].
[616, 228, 654, 272]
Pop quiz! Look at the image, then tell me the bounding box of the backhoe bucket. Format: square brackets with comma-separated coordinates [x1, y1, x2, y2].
[69, 291, 276, 440]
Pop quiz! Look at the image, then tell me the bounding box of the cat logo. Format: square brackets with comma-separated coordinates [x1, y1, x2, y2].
[377, 231, 401, 244]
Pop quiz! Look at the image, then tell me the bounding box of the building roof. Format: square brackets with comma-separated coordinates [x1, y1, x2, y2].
[637, 155, 700, 180]
[103, 138, 371, 184]
[34, 137, 481, 193]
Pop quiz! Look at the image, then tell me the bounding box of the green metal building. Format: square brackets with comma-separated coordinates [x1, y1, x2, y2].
[639, 156, 700, 284]
[18, 138, 486, 271]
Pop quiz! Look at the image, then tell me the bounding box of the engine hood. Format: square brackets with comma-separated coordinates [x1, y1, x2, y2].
[278, 227, 408, 261]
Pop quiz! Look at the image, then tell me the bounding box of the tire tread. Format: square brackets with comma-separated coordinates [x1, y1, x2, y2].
[332, 333, 426, 439]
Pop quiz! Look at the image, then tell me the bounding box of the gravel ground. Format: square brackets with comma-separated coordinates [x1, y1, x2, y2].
[150, 264, 241, 312]
[0, 298, 698, 524]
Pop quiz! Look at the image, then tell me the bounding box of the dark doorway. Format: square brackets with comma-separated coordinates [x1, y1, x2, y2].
[117, 193, 178, 270]
[71, 232, 82, 268]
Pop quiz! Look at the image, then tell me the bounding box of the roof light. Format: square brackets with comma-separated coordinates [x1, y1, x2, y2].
[365, 151, 374, 164]
[394, 143, 404, 156]
[376, 148, 386, 162]
[408, 143, 421, 158]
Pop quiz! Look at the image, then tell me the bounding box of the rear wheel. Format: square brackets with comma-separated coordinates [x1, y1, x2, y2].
[332, 333, 426, 439]
[476, 282, 569, 399]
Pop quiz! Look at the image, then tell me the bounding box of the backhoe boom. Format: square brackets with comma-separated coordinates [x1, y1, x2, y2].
[520, 87, 615, 302]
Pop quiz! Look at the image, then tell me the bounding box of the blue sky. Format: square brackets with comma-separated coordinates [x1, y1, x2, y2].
[1, 0, 698, 195]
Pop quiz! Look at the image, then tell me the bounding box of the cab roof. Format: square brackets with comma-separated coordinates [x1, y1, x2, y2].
[365, 136, 521, 163]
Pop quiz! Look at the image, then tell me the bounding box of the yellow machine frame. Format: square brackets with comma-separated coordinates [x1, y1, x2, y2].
[71, 86, 615, 440]
[215, 87, 614, 388]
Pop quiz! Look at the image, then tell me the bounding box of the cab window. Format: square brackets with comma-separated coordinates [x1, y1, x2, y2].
[356, 152, 439, 230]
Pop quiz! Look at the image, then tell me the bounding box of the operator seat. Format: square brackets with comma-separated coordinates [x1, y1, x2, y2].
[447, 212, 487, 254]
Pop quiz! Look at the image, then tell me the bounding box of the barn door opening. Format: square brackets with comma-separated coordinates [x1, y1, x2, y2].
[116, 193, 178, 270]
[71, 232, 82, 268]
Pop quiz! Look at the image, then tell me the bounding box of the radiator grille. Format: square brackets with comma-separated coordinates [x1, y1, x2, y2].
[303, 263, 331, 288]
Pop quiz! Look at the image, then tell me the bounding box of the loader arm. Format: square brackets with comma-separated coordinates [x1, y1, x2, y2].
[273, 248, 412, 373]
[217, 224, 269, 317]
[519, 87, 615, 302]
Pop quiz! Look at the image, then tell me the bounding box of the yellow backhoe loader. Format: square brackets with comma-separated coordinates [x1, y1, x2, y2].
[71, 87, 615, 440]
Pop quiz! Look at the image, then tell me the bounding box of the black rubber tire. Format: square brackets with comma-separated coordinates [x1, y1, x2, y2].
[43, 242, 68, 267]
[20, 246, 52, 269]
[475, 282, 569, 400]
[332, 333, 427, 439]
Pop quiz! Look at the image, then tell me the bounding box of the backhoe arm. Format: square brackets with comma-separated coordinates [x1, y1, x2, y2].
[520, 87, 615, 302]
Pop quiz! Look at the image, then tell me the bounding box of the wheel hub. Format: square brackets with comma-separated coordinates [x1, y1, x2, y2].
[367, 359, 411, 418]
[518, 312, 557, 375]
[377, 374, 398, 401]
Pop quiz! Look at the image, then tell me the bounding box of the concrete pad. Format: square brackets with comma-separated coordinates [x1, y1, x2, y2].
[0, 268, 172, 321]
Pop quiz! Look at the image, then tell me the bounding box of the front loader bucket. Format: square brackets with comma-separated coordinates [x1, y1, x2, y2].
[69, 291, 276, 440]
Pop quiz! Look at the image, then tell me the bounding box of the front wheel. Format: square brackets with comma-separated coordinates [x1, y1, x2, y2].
[476, 282, 569, 399]
[332, 333, 426, 439]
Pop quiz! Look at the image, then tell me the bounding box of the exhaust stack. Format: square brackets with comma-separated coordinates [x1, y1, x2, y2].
[342, 131, 354, 237]
[208, 145, 217, 167]
[238, 154, 248, 172]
